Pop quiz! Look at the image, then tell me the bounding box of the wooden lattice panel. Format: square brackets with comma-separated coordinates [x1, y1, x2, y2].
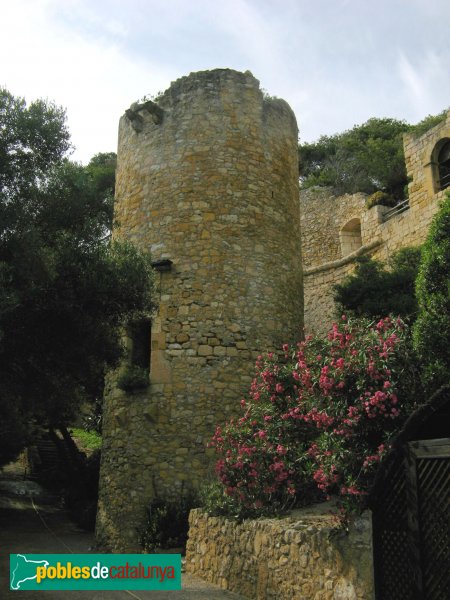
[372, 454, 417, 599]
[416, 452, 450, 599]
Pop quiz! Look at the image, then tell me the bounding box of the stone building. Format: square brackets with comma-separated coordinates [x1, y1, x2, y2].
[301, 110, 450, 334]
[96, 65, 449, 550]
[96, 69, 303, 551]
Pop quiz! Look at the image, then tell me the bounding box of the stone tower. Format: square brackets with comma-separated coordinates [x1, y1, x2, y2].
[96, 69, 303, 551]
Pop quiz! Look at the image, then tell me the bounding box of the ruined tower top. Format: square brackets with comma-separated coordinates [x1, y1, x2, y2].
[124, 68, 297, 137]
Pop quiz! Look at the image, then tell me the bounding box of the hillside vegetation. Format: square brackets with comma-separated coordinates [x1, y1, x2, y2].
[299, 110, 448, 199]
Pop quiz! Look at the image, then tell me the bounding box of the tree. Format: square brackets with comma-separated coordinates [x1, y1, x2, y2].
[0, 88, 71, 200]
[299, 118, 409, 198]
[333, 247, 421, 321]
[0, 89, 155, 465]
[408, 110, 448, 138]
[413, 192, 450, 392]
[299, 111, 448, 199]
[85, 152, 117, 203]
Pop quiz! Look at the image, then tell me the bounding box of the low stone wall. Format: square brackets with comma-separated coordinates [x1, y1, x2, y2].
[186, 507, 374, 600]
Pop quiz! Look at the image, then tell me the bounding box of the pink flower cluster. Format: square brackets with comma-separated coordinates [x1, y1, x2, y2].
[210, 317, 412, 515]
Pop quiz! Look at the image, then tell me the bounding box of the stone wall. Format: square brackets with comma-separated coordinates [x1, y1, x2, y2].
[300, 191, 367, 268]
[186, 508, 374, 600]
[96, 69, 303, 551]
[301, 110, 450, 334]
[404, 111, 450, 211]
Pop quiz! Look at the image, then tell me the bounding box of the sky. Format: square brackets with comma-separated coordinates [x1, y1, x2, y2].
[1, 0, 449, 164]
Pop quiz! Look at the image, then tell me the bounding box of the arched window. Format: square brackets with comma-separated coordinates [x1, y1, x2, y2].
[438, 140, 450, 191]
[340, 218, 362, 257]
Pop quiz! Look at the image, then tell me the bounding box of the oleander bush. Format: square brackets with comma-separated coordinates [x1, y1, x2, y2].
[208, 317, 422, 517]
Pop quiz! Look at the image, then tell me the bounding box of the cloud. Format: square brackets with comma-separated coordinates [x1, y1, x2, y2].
[208, 0, 287, 78]
[0, 0, 177, 162]
[1, 0, 449, 156]
[397, 52, 427, 107]
[397, 50, 450, 121]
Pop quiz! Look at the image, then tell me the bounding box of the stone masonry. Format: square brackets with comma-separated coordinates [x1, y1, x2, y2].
[96, 69, 303, 550]
[301, 110, 450, 334]
[186, 507, 374, 600]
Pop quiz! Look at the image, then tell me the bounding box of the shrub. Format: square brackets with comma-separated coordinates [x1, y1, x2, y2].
[69, 428, 102, 451]
[198, 480, 243, 518]
[209, 317, 421, 516]
[139, 495, 196, 552]
[333, 247, 421, 321]
[116, 365, 149, 393]
[413, 192, 450, 391]
[366, 191, 396, 210]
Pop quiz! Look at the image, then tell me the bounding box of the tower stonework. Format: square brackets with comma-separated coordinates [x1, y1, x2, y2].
[96, 69, 303, 551]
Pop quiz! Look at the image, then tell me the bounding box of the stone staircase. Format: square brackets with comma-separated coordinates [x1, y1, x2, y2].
[27, 428, 86, 482]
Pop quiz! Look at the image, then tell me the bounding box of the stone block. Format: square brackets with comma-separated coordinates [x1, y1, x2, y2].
[198, 345, 213, 356]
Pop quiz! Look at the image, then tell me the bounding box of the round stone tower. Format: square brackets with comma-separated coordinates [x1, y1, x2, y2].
[96, 69, 303, 550]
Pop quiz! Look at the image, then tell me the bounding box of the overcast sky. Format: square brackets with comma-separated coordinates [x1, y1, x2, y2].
[1, 0, 449, 163]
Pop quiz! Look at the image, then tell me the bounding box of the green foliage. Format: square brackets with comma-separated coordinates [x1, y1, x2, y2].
[389, 246, 422, 276]
[69, 428, 102, 451]
[366, 191, 396, 210]
[0, 88, 70, 201]
[299, 118, 410, 198]
[116, 365, 149, 393]
[0, 89, 155, 466]
[139, 495, 197, 552]
[413, 192, 450, 391]
[85, 152, 117, 205]
[333, 247, 421, 321]
[199, 480, 247, 519]
[299, 110, 448, 199]
[409, 110, 448, 138]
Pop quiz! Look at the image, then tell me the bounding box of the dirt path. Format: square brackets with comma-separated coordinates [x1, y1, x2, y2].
[0, 470, 247, 600]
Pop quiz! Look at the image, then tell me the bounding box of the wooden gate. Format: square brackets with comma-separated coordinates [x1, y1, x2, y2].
[412, 439, 450, 598]
[372, 388, 450, 600]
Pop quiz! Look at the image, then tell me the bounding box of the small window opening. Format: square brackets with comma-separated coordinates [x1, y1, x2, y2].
[438, 141, 450, 191]
[129, 319, 151, 372]
[340, 218, 362, 257]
